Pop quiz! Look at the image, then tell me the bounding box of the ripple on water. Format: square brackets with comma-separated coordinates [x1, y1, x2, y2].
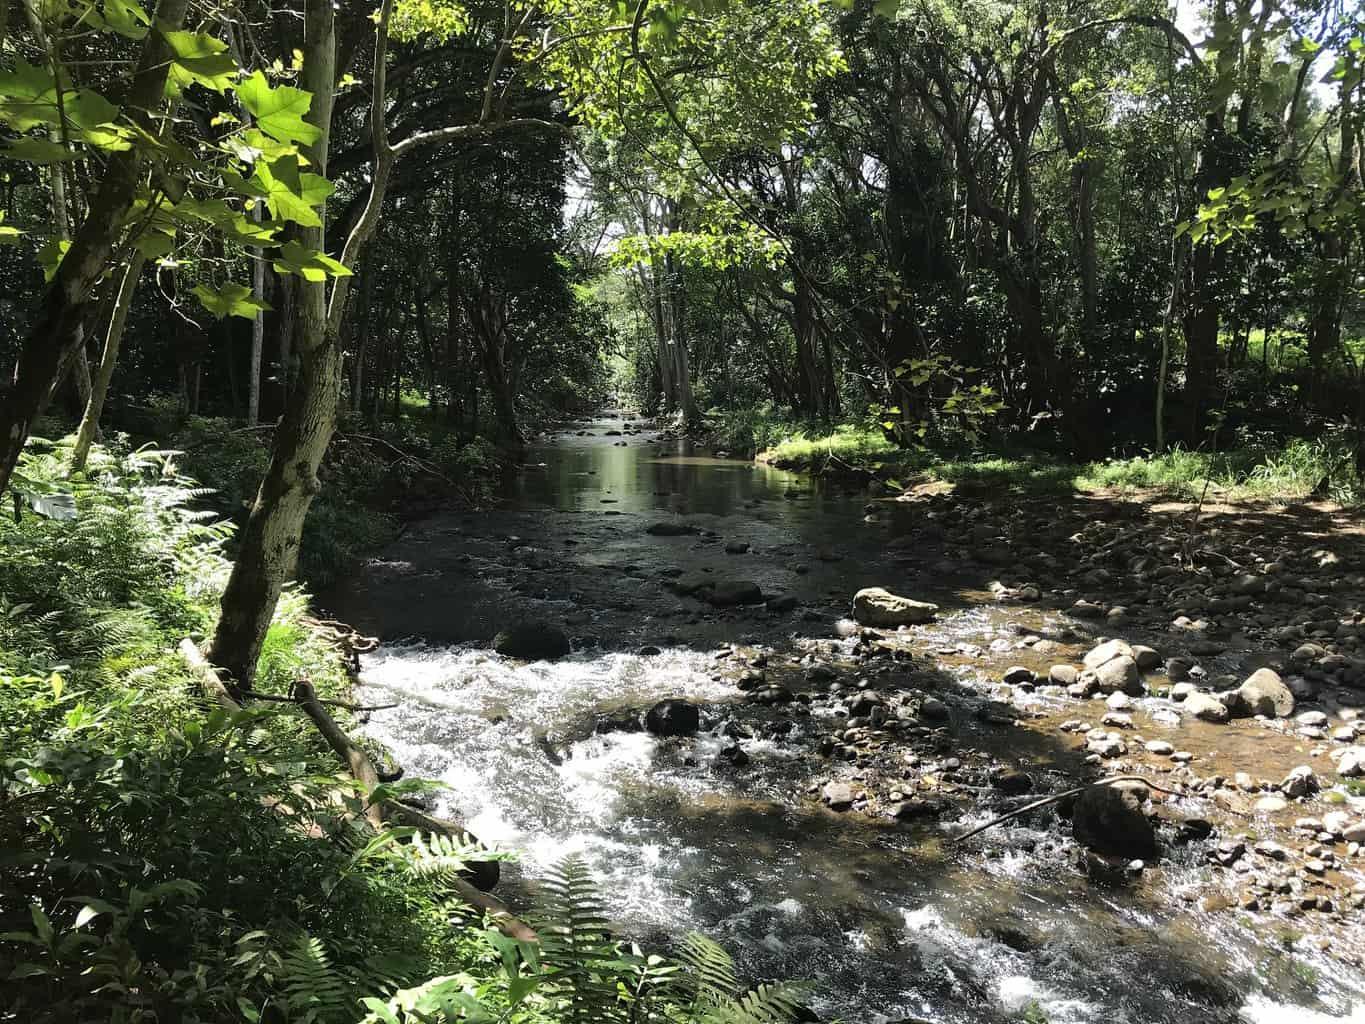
[356, 641, 1365, 1024]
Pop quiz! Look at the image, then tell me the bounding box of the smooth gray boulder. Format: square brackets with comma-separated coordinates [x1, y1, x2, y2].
[851, 587, 938, 627]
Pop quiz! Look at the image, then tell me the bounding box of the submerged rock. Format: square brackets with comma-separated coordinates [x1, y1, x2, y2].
[704, 580, 764, 607]
[645, 699, 701, 737]
[851, 587, 938, 627]
[645, 521, 697, 536]
[493, 623, 571, 660]
[1072, 783, 1157, 860]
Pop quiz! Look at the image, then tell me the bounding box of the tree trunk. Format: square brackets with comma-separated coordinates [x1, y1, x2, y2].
[208, 0, 336, 692]
[0, 0, 190, 495]
[71, 253, 146, 470]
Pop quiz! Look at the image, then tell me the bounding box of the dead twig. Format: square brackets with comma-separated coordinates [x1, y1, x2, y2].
[952, 774, 1189, 846]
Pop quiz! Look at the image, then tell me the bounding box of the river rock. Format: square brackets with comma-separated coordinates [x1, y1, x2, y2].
[852, 587, 938, 627]
[823, 781, 856, 810]
[1095, 655, 1143, 696]
[1166, 657, 1196, 682]
[1049, 664, 1079, 686]
[645, 699, 700, 736]
[1281, 766, 1319, 799]
[992, 768, 1033, 795]
[1002, 666, 1035, 685]
[705, 580, 764, 607]
[1237, 668, 1294, 718]
[1127, 645, 1160, 672]
[1084, 639, 1134, 670]
[1184, 692, 1229, 723]
[1072, 783, 1157, 860]
[645, 521, 698, 536]
[493, 622, 571, 660]
[1337, 747, 1365, 777]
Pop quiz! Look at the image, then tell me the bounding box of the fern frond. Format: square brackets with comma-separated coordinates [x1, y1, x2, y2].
[679, 932, 739, 1005]
[280, 932, 352, 1023]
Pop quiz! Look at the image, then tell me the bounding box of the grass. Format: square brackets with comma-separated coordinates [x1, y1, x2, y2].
[751, 420, 1363, 505]
[759, 424, 897, 467]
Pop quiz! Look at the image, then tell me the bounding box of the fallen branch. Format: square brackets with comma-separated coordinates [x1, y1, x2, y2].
[178, 639, 533, 941]
[238, 688, 397, 712]
[952, 774, 1189, 846]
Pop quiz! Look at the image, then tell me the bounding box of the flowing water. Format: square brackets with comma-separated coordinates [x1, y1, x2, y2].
[329, 415, 1365, 1024]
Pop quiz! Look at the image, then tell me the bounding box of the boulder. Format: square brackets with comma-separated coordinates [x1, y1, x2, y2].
[1131, 645, 1163, 672]
[1049, 664, 1079, 686]
[851, 587, 938, 627]
[704, 580, 764, 607]
[1072, 783, 1157, 860]
[1280, 766, 1319, 799]
[1084, 639, 1134, 670]
[1337, 747, 1365, 778]
[1237, 668, 1294, 718]
[1094, 655, 1143, 696]
[822, 781, 855, 810]
[644, 699, 700, 737]
[493, 623, 571, 660]
[1183, 692, 1229, 723]
[992, 768, 1033, 795]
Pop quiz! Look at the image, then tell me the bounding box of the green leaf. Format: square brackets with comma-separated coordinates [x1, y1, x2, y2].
[38, 238, 71, 282]
[251, 156, 332, 227]
[271, 239, 353, 282]
[874, 0, 899, 17]
[8, 963, 51, 980]
[192, 282, 272, 319]
[3, 137, 76, 163]
[237, 71, 320, 146]
[0, 60, 60, 131]
[164, 30, 238, 94]
[133, 231, 176, 259]
[106, 0, 151, 38]
[0, 212, 20, 245]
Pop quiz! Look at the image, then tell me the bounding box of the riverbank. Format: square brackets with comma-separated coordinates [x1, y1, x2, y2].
[335, 412, 1365, 1022]
[742, 418, 1364, 507]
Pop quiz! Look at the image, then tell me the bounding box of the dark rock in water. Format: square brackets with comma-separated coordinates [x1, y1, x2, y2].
[724, 541, 751, 554]
[766, 593, 799, 612]
[704, 580, 764, 607]
[1072, 783, 1157, 860]
[719, 743, 750, 766]
[595, 711, 644, 735]
[1002, 666, 1035, 686]
[637, 644, 662, 657]
[493, 623, 571, 660]
[646, 521, 697, 536]
[891, 798, 944, 820]
[992, 768, 1033, 795]
[645, 699, 700, 736]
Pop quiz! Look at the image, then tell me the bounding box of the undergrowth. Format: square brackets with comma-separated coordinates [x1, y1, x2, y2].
[0, 438, 812, 1024]
[748, 418, 1363, 505]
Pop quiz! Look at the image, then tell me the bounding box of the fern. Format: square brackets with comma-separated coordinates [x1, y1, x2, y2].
[536, 855, 630, 1023]
[280, 933, 353, 1024]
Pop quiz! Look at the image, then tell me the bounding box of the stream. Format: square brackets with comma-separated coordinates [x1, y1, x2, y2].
[326, 414, 1365, 1024]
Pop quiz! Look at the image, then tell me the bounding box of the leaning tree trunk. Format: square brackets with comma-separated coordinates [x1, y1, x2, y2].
[0, 0, 188, 494]
[71, 253, 146, 470]
[207, 0, 336, 692]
